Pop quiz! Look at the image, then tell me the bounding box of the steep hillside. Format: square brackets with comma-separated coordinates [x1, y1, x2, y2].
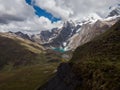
[71, 20, 120, 90]
[0, 32, 45, 70]
[0, 32, 62, 90]
[39, 20, 120, 90]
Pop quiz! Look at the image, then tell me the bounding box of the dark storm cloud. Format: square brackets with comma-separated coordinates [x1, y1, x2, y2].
[0, 14, 25, 24]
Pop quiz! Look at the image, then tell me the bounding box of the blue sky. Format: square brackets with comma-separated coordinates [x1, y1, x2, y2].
[25, 0, 61, 23]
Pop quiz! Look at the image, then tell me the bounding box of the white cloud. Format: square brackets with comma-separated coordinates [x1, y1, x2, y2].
[0, 0, 35, 20]
[34, 0, 73, 20]
[0, 0, 62, 34]
[0, 15, 62, 34]
[34, 0, 119, 20]
[0, 0, 119, 34]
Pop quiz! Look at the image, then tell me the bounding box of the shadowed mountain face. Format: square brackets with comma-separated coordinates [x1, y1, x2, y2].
[108, 6, 120, 17]
[38, 20, 120, 90]
[42, 21, 81, 49]
[47, 21, 81, 48]
[40, 28, 59, 43]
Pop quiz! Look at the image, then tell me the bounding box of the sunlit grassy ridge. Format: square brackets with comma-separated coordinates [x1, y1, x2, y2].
[0, 33, 46, 69]
[70, 20, 120, 90]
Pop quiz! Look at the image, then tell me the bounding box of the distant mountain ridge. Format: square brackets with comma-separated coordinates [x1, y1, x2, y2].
[6, 5, 120, 51]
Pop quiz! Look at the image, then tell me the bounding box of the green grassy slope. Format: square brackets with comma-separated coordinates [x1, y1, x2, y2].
[70, 20, 120, 90]
[0, 33, 61, 90]
[0, 33, 46, 70]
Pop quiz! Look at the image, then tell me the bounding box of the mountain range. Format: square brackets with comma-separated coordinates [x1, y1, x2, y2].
[0, 4, 120, 90]
[7, 5, 120, 51]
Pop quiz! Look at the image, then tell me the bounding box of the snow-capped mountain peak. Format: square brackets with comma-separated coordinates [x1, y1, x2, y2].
[74, 13, 102, 27]
[109, 4, 120, 11]
[63, 20, 75, 28]
[83, 13, 102, 23]
[108, 4, 120, 17]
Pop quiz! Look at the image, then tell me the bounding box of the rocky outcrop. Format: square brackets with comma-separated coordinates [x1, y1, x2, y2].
[44, 21, 80, 48]
[31, 28, 59, 44]
[40, 28, 59, 43]
[15, 31, 31, 41]
[38, 63, 82, 90]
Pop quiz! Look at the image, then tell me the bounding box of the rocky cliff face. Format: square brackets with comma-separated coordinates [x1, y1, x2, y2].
[40, 28, 59, 43]
[45, 21, 81, 48]
[66, 16, 119, 50]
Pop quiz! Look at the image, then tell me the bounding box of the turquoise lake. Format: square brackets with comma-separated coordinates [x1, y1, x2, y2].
[53, 48, 66, 53]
